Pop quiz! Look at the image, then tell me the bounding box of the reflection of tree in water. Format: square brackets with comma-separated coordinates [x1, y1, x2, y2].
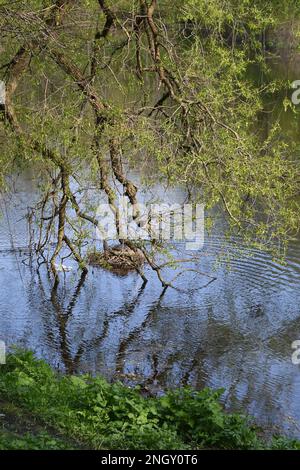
[31, 269, 177, 387]
[33, 270, 150, 374]
[25, 267, 299, 436]
[49, 271, 88, 374]
[115, 289, 166, 386]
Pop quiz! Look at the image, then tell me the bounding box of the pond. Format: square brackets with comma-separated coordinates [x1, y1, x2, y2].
[1, 167, 300, 439]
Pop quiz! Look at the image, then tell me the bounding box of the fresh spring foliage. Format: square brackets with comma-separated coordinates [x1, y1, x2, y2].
[0, 430, 73, 451]
[0, 1, 300, 270]
[0, 351, 299, 450]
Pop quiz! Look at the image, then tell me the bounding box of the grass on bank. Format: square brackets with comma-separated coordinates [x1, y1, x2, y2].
[0, 351, 299, 450]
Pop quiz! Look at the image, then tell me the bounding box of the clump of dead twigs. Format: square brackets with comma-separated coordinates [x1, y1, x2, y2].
[87, 244, 145, 275]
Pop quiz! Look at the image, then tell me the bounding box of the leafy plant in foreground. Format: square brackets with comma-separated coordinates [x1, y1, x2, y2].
[0, 351, 298, 450]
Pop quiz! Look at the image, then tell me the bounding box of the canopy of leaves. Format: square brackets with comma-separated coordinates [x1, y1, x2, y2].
[0, 0, 299, 266]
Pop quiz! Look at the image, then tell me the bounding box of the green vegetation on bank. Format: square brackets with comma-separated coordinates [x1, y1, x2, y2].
[0, 351, 299, 450]
[0, 400, 78, 450]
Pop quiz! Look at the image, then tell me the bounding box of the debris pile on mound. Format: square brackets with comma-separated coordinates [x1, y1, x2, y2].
[87, 244, 145, 275]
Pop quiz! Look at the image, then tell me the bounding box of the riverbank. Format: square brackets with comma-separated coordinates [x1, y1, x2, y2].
[0, 351, 299, 450]
[0, 401, 79, 450]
